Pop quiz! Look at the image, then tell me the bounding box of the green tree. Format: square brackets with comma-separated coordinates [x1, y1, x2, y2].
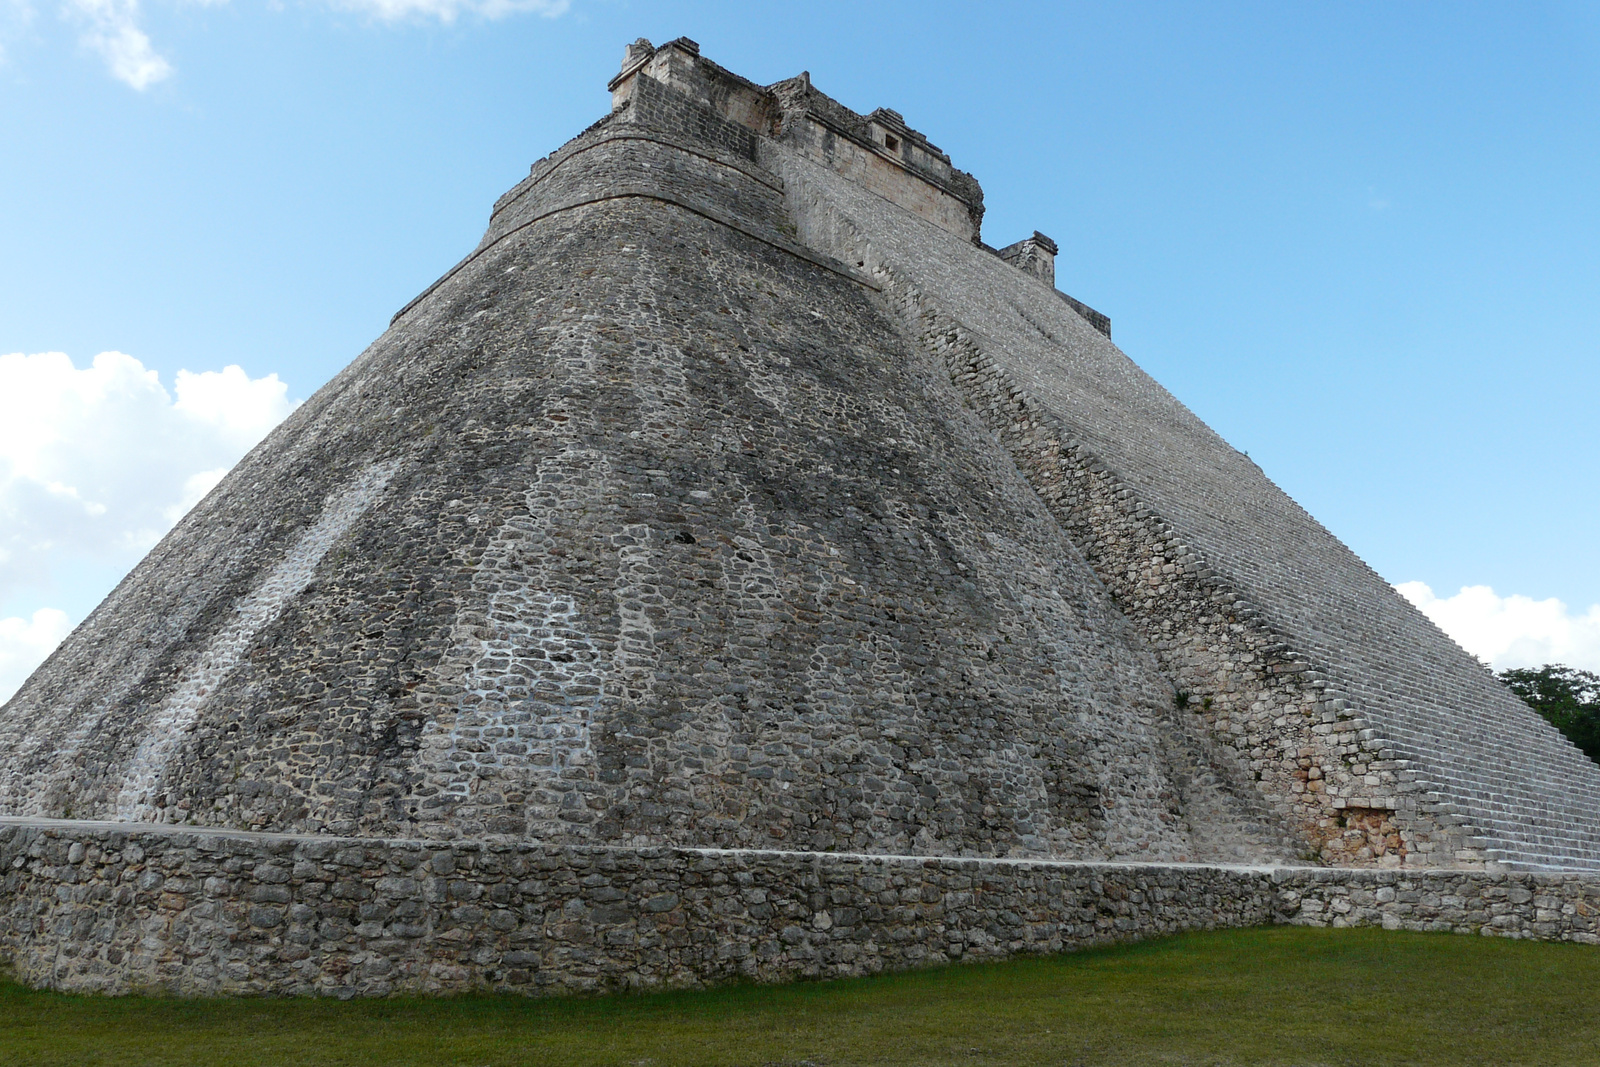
[1498, 664, 1600, 766]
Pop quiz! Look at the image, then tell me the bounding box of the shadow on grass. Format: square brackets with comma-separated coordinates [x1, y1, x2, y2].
[3, 926, 1599, 1066]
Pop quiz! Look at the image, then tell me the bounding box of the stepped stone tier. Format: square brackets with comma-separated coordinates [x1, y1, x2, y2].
[3, 38, 1599, 995]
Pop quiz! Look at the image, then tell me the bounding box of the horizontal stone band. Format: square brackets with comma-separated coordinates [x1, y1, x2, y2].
[3, 818, 1596, 997]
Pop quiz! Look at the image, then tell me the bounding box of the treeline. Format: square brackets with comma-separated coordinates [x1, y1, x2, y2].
[1499, 665, 1600, 766]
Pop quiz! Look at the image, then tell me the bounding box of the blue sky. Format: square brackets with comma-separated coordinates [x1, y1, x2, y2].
[2, 1, 1598, 694]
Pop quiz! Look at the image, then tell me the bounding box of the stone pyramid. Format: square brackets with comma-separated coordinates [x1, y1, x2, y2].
[4, 37, 1599, 874]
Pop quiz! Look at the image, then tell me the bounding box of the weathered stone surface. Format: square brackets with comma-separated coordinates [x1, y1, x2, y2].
[767, 56, 1600, 872]
[0, 39, 1290, 868]
[2, 34, 1598, 997]
[2, 818, 1594, 997]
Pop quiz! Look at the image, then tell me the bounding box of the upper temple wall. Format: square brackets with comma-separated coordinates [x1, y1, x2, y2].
[608, 37, 985, 243]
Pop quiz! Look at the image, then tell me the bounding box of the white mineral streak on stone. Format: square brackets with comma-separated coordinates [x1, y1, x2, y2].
[412, 250, 702, 836]
[723, 494, 786, 635]
[735, 348, 791, 414]
[408, 282, 630, 836]
[113, 459, 400, 822]
[422, 448, 608, 819]
[611, 522, 661, 703]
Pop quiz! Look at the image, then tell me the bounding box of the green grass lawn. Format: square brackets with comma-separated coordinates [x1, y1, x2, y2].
[3, 926, 1598, 1066]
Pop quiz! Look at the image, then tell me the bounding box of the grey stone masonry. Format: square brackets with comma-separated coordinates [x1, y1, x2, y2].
[996, 232, 1058, 286]
[0, 42, 1293, 868]
[2, 818, 1595, 997]
[2, 38, 1599, 998]
[765, 113, 1600, 872]
[4, 36, 1600, 1004]
[989, 232, 1112, 338]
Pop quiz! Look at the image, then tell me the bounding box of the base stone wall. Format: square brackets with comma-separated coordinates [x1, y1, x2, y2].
[2, 818, 1596, 998]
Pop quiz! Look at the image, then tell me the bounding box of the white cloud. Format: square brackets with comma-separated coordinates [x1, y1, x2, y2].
[173, 364, 299, 449]
[1397, 581, 1600, 673]
[0, 350, 297, 601]
[0, 350, 295, 703]
[0, 608, 73, 704]
[65, 0, 171, 89]
[331, 0, 567, 21]
[0, 0, 34, 67]
[47, 0, 569, 87]
[1, 1, 26, 41]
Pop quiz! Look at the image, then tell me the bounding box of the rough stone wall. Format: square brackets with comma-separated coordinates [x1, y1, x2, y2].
[610, 38, 777, 140]
[759, 64, 984, 242]
[770, 145, 1600, 871]
[0, 73, 1290, 868]
[777, 165, 1399, 867]
[889, 285, 1465, 870]
[3, 43, 1600, 1001]
[1052, 288, 1113, 339]
[481, 118, 790, 259]
[1280, 865, 1600, 938]
[2, 819, 1595, 998]
[3, 36, 1595, 907]
[616, 71, 762, 165]
[381, 178, 1276, 862]
[996, 233, 1056, 286]
[773, 110, 978, 243]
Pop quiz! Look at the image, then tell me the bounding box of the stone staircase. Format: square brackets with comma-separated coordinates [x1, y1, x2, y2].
[1377, 710, 1600, 870]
